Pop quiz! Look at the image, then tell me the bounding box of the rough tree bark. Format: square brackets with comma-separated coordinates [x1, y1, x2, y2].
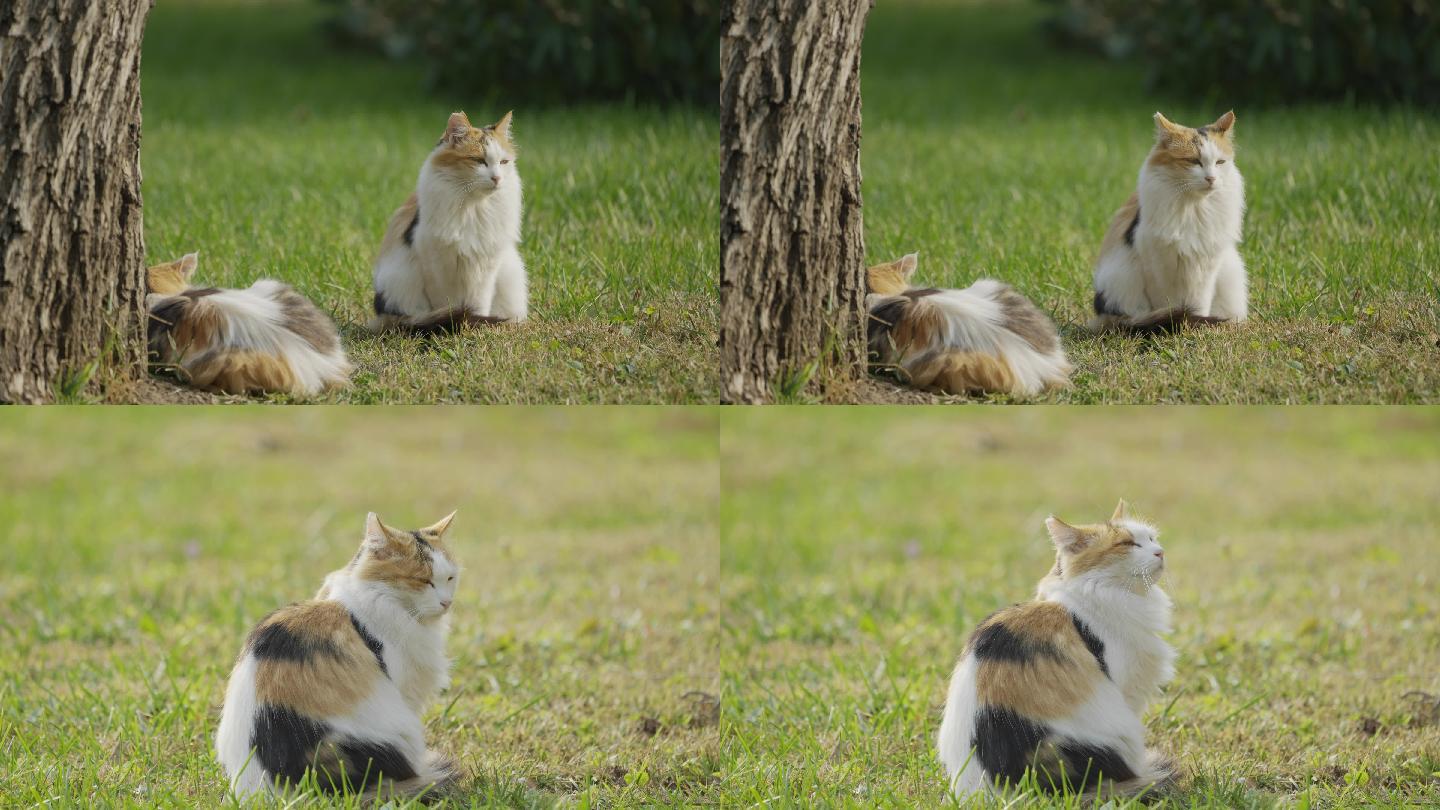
[0, 0, 151, 403]
[719, 0, 871, 404]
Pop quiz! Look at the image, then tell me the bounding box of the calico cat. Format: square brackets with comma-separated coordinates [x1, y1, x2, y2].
[866, 254, 1071, 397]
[937, 500, 1178, 799]
[216, 512, 463, 799]
[1091, 111, 1247, 333]
[371, 111, 527, 333]
[145, 253, 352, 396]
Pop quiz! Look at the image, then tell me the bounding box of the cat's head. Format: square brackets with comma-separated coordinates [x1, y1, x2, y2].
[348, 511, 461, 620]
[427, 110, 517, 194]
[866, 253, 919, 296]
[1147, 111, 1237, 194]
[146, 253, 199, 296]
[1043, 499, 1166, 589]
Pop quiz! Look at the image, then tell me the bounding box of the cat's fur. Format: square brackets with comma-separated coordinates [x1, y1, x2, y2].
[146, 253, 352, 396]
[938, 500, 1178, 799]
[1091, 111, 1247, 333]
[866, 254, 1071, 397]
[216, 512, 463, 800]
[371, 111, 527, 333]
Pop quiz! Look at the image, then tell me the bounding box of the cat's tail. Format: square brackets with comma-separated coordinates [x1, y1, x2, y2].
[379, 749, 465, 801]
[1088, 308, 1230, 335]
[368, 307, 510, 335]
[867, 281, 1071, 397]
[147, 280, 352, 396]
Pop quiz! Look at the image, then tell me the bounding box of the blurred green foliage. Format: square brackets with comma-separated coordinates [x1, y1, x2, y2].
[324, 0, 719, 105]
[1042, 0, 1440, 104]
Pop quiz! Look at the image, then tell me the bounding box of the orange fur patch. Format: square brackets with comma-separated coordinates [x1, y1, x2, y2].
[185, 348, 297, 395]
[972, 602, 1103, 718]
[866, 258, 912, 296]
[251, 602, 384, 718]
[429, 111, 516, 173]
[1057, 522, 1137, 577]
[1100, 192, 1140, 258]
[379, 193, 419, 256]
[905, 349, 1017, 395]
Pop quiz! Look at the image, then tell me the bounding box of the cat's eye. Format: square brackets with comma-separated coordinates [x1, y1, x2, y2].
[447, 575, 454, 581]
[1216, 159, 1227, 164]
[1189, 158, 1202, 165]
[500, 159, 510, 165]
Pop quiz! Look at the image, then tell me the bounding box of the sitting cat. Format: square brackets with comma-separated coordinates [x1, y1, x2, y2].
[145, 253, 351, 396]
[216, 512, 463, 799]
[937, 500, 1177, 799]
[1091, 111, 1247, 333]
[866, 254, 1071, 397]
[371, 111, 528, 333]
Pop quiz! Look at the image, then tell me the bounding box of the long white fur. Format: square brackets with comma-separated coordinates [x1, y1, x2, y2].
[215, 514, 459, 799]
[871, 279, 1072, 396]
[937, 517, 1176, 799]
[1094, 116, 1248, 320]
[149, 280, 352, 396]
[373, 121, 527, 323]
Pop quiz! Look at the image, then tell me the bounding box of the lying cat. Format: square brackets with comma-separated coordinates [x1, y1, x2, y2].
[938, 500, 1177, 799]
[866, 254, 1071, 397]
[371, 111, 527, 333]
[1091, 111, 1247, 333]
[145, 253, 351, 396]
[216, 511, 463, 799]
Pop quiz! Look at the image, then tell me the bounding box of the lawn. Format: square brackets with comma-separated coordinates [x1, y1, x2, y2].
[0, 408, 721, 807]
[137, 0, 717, 404]
[720, 407, 1440, 807]
[858, 0, 1440, 404]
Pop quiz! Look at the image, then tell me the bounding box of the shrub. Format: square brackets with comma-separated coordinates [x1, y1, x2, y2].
[1042, 0, 1440, 105]
[324, 0, 719, 105]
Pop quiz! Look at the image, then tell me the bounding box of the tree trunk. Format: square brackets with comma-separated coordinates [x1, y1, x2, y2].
[719, 0, 871, 404]
[0, 0, 151, 403]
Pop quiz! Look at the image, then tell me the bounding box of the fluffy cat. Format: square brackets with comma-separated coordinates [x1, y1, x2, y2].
[146, 253, 352, 396]
[937, 500, 1178, 799]
[216, 512, 463, 800]
[371, 111, 527, 333]
[866, 254, 1072, 397]
[1091, 111, 1247, 333]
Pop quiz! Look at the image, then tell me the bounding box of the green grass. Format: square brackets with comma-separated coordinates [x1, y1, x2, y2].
[720, 407, 1440, 807]
[858, 0, 1440, 403]
[0, 408, 720, 807]
[137, 1, 716, 404]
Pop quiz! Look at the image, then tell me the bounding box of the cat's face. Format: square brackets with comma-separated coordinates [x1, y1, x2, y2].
[351, 511, 460, 620]
[1147, 111, 1237, 194]
[146, 253, 198, 296]
[429, 110, 517, 193]
[1044, 499, 1166, 588]
[866, 253, 919, 296]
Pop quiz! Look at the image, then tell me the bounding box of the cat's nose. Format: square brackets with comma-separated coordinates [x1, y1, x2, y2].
[1154, 550, 1164, 559]
[440, 600, 452, 610]
[490, 175, 501, 185]
[1204, 175, 1216, 185]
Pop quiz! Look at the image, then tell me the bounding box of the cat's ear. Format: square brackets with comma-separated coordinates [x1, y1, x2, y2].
[493, 111, 514, 142]
[1208, 110, 1235, 135]
[363, 512, 412, 552]
[1045, 515, 1087, 553]
[178, 252, 199, 281]
[1153, 111, 1183, 140]
[422, 510, 457, 537]
[443, 111, 472, 145]
[897, 253, 919, 282]
[1111, 498, 1130, 522]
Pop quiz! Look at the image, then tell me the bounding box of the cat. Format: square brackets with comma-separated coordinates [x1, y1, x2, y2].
[145, 253, 352, 396]
[937, 500, 1178, 799]
[216, 511, 463, 799]
[866, 253, 1072, 397]
[370, 111, 527, 334]
[1091, 111, 1247, 333]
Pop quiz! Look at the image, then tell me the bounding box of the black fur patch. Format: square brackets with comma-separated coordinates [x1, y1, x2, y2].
[1093, 290, 1125, 317]
[332, 739, 418, 791]
[970, 620, 1062, 664]
[373, 291, 401, 316]
[251, 704, 328, 787]
[866, 298, 908, 361]
[180, 287, 221, 300]
[349, 613, 388, 676]
[403, 208, 420, 247]
[1049, 740, 1137, 792]
[902, 287, 942, 300]
[249, 620, 341, 663]
[146, 298, 188, 360]
[411, 531, 431, 549]
[973, 705, 1048, 786]
[1070, 615, 1109, 678]
[1123, 208, 1141, 247]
